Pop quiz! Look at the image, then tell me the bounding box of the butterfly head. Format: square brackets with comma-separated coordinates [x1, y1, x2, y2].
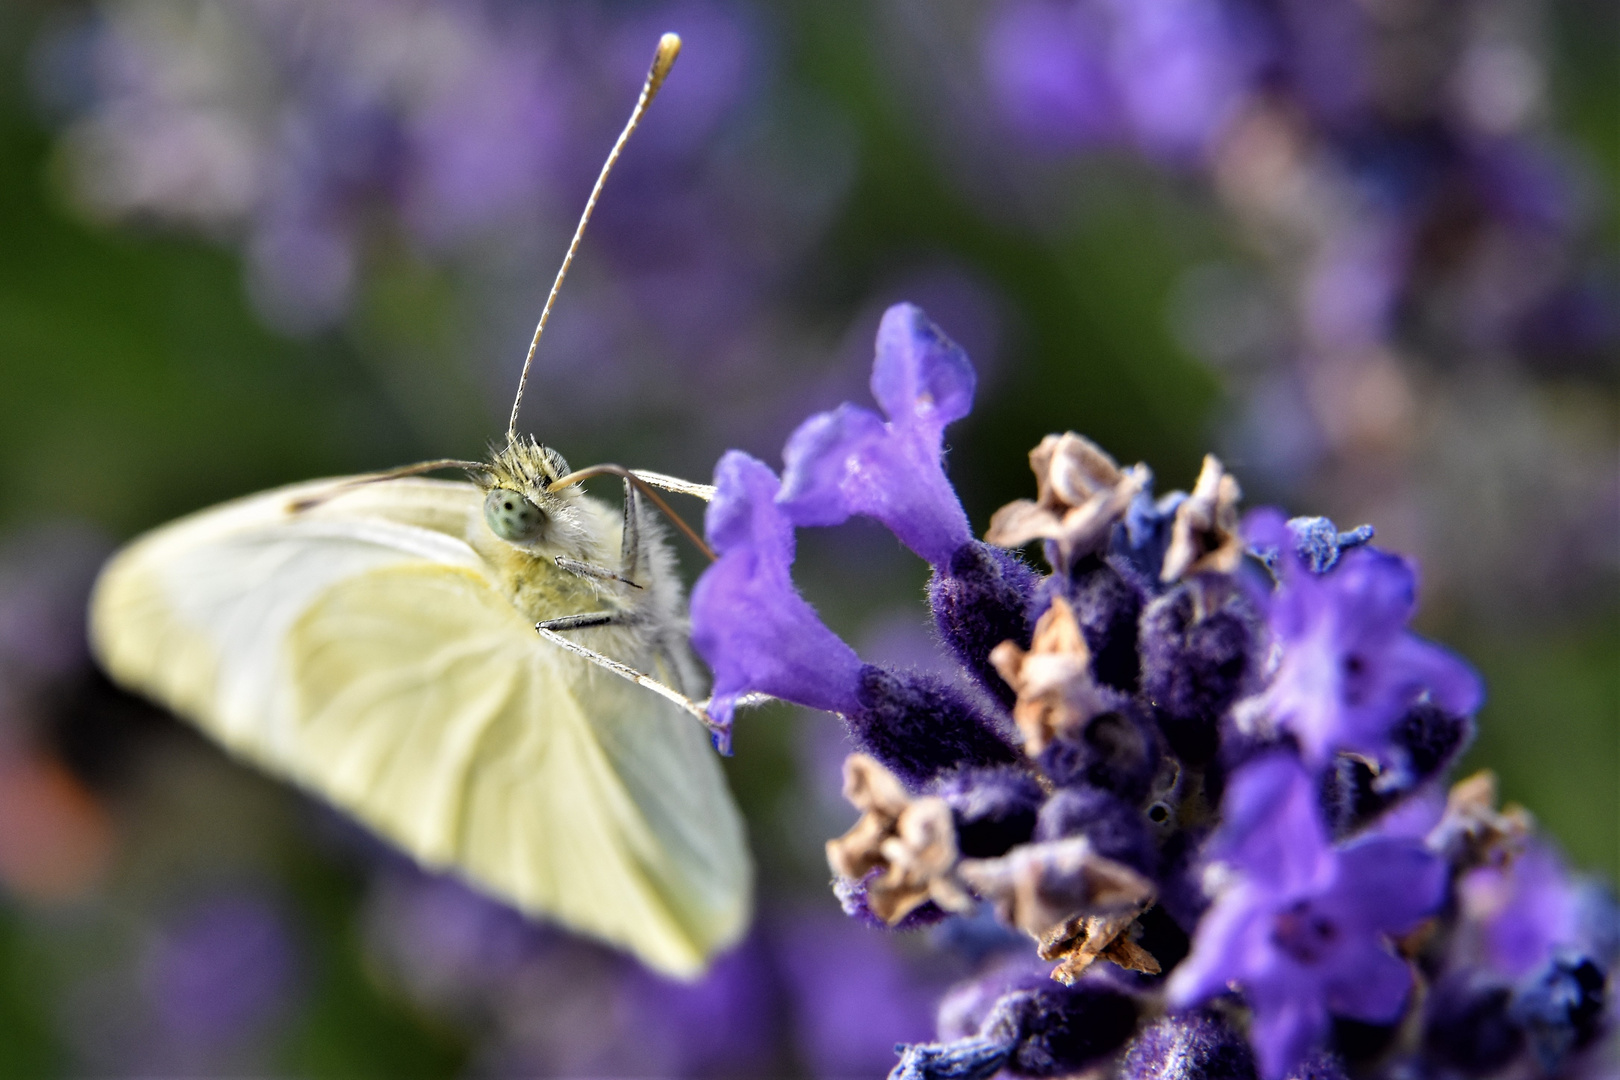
[475, 437, 579, 547]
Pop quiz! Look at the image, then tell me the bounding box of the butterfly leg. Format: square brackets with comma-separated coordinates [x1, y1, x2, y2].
[536, 611, 623, 631]
[620, 478, 642, 579]
[534, 624, 728, 738]
[554, 555, 642, 590]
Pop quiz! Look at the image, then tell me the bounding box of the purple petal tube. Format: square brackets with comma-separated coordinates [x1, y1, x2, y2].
[778, 303, 1036, 704]
[778, 303, 976, 567]
[691, 451, 864, 744]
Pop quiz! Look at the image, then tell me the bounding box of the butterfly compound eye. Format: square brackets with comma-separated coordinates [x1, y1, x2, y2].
[484, 488, 548, 543]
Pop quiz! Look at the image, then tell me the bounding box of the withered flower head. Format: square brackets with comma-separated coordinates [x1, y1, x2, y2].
[1427, 770, 1533, 870]
[1039, 910, 1162, 985]
[956, 835, 1157, 983]
[989, 596, 1115, 756]
[1160, 454, 1243, 582]
[986, 433, 1149, 567]
[826, 754, 974, 924]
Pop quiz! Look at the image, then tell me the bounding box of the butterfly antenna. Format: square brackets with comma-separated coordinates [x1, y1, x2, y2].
[506, 32, 682, 444]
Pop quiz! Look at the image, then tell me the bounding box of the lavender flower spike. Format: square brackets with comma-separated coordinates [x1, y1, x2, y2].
[779, 303, 976, 567]
[1169, 754, 1446, 1080]
[691, 451, 864, 746]
[1238, 510, 1484, 766]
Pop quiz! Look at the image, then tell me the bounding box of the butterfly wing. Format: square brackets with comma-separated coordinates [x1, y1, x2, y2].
[89, 477, 750, 977]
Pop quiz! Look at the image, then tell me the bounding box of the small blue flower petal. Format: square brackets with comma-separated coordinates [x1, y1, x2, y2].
[1251, 515, 1377, 576]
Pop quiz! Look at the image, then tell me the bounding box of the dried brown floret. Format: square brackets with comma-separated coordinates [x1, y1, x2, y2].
[956, 836, 1155, 955]
[986, 433, 1148, 566]
[826, 754, 974, 923]
[988, 596, 1115, 755]
[1161, 454, 1243, 582]
[1040, 909, 1162, 984]
[1428, 770, 1533, 871]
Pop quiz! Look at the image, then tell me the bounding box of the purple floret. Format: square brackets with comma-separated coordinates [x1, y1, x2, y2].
[1037, 704, 1161, 804]
[1457, 839, 1583, 981]
[778, 303, 977, 568]
[1422, 973, 1527, 1075]
[1240, 510, 1484, 766]
[691, 450, 864, 744]
[1169, 754, 1446, 1079]
[1318, 701, 1474, 839]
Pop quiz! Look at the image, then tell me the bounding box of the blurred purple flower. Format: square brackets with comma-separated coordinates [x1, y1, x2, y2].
[984, 1, 1120, 148]
[1458, 840, 1583, 981]
[985, 0, 1263, 162]
[143, 890, 301, 1049]
[50, 0, 769, 337]
[776, 907, 953, 1080]
[618, 934, 780, 1077]
[363, 865, 551, 1010]
[1103, 0, 1264, 161]
[1170, 754, 1445, 1079]
[1240, 510, 1482, 766]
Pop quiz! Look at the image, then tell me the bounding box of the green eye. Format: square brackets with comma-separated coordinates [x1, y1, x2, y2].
[484, 488, 547, 542]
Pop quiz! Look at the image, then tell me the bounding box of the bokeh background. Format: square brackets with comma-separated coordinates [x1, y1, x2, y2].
[0, 0, 1613, 1075]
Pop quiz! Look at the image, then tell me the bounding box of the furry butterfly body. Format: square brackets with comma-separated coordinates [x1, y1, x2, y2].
[90, 439, 750, 977]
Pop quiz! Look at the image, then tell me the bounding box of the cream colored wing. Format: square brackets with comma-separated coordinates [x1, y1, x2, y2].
[89, 477, 750, 977]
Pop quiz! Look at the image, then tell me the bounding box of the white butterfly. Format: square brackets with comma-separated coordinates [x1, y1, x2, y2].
[87, 34, 751, 979]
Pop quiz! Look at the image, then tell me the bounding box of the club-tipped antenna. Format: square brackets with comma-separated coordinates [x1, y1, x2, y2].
[507, 32, 682, 443]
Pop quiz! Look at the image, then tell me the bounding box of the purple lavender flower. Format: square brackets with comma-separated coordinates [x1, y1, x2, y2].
[1239, 510, 1483, 766]
[693, 310, 1018, 776]
[690, 450, 865, 743]
[616, 933, 780, 1078]
[984, 0, 1263, 163]
[1457, 839, 1583, 981]
[143, 890, 301, 1050]
[776, 907, 955, 1080]
[780, 305, 1038, 701]
[984, 1, 1121, 149]
[1169, 753, 1446, 1079]
[778, 302, 977, 568]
